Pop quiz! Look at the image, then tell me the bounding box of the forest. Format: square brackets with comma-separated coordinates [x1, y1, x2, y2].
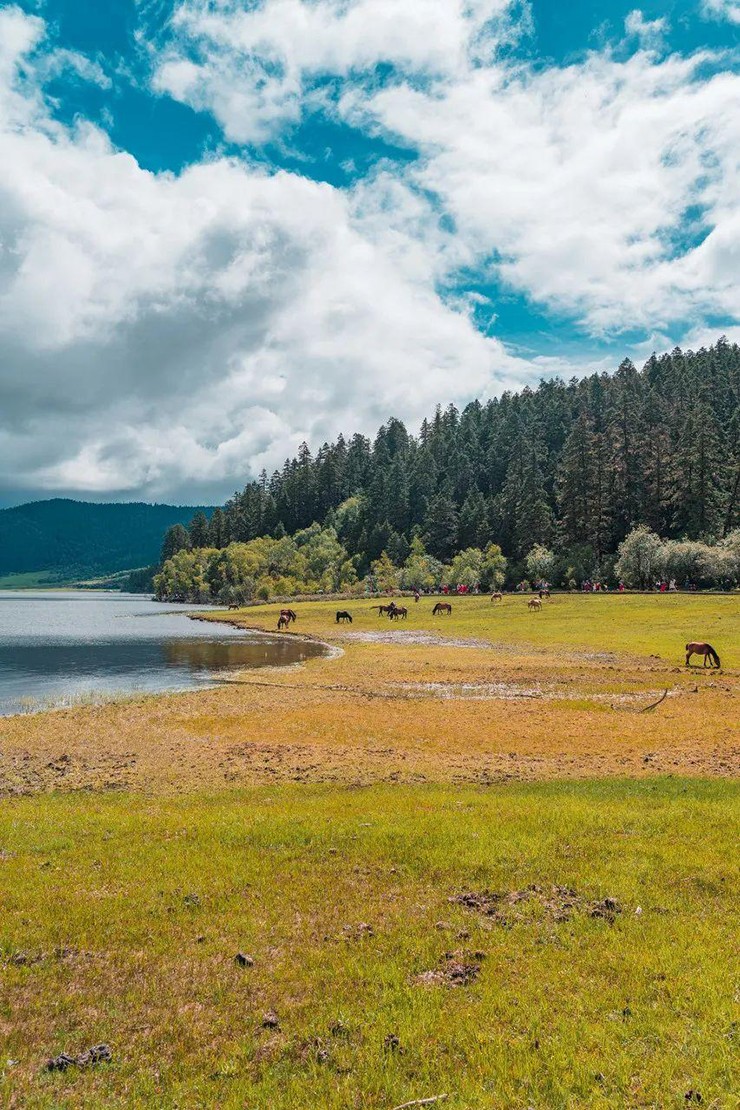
[0, 499, 214, 582]
[155, 340, 740, 600]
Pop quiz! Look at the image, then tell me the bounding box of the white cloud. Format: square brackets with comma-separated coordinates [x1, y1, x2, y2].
[624, 9, 667, 50]
[153, 0, 525, 142]
[0, 6, 524, 500]
[353, 49, 740, 336]
[701, 0, 740, 25]
[152, 1, 740, 342]
[0, 1, 738, 504]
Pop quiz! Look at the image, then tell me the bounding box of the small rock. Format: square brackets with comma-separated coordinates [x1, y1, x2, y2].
[383, 1033, 402, 1053]
[46, 1052, 76, 1072]
[261, 1010, 280, 1030]
[634, 906, 643, 916]
[45, 1044, 111, 1072]
[76, 1044, 112, 1067]
[234, 952, 254, 967]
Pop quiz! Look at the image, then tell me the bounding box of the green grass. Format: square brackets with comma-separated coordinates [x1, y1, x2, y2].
[1, 779, 737, 1108]
[219, 591, 740, 668]
[0, 570, 58, 589]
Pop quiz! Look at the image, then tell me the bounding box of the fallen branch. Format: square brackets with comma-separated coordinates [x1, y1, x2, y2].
[391, 1097, 448, 1110]
[640, 688, 669, 713]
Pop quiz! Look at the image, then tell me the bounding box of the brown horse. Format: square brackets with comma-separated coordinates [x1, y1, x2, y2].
[685, 642, 720, 667]
[280, 608, 297, 624]
[390, 605, 408, 620]
[277, 615, 290, 631]
[528, 597, 542, 611]
[335, 610, 353, 623]
[372, 603, 397, 617]
[538, 589, 550, 599]
[433, 602, 452, 615]
[490, 591, 503, 602]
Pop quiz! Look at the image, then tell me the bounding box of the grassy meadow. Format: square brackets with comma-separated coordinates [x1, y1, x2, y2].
[0, 593, 738, 1106]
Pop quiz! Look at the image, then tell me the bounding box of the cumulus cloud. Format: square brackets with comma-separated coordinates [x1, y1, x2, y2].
[152, 0, 525, 142]
[354, 50, 740, 336]
[701, 0, 740, 25]
[154, 0, 739, 341]
[0, 6, 521, 501]
[0, 1, 738, 504]
[624, 9, 667, 50]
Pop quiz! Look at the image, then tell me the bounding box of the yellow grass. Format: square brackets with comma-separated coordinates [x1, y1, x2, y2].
[0, 593, 737, 794]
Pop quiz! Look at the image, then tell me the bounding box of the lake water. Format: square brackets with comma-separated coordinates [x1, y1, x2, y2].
[0, 591, 327, 716]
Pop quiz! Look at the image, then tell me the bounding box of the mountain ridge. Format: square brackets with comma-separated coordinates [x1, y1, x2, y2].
[0, 499, 214, 581]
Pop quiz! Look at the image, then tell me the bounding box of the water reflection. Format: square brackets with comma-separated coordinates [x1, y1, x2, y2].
[0, 591, 328, 715]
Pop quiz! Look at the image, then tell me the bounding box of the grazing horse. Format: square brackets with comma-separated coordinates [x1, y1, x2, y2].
[685, 642, 720, 668]
[280, 608, 297, 624]
[277, 615, 290, 631]
[432, 602, 452, 615]
[228, 603, 240, 610]
[538, 589, 550, 599]
[528, 597, 542, 611]
[490, 591, 503, 603]
[390, 605, 408, 620]
[372, 603, 397, 617]
[336, 610, 353, 623]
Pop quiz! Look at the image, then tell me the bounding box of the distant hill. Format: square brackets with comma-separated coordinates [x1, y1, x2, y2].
[0, 499, 214, 582]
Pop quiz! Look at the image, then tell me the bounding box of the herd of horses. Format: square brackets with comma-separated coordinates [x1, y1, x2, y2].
[269, 599, 722, 669]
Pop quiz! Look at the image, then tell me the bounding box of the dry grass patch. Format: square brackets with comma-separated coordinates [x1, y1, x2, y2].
[1, 594, 738, 795]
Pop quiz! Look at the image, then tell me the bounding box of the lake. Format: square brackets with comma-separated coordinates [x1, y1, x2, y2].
[0, 591, 327, 716]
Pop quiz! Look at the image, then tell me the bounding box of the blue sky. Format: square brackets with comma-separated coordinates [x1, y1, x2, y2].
[0, 0, 738, 505]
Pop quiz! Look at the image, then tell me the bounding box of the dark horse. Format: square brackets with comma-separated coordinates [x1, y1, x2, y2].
[336, 610, 353, 623]
[685, 642, 720, 667]
[432, 602, 452, 615]
[280, 608, 297, 624]
[277, 615, 290, 631]
[372, 603, 397, 617]
[389, 605, 408, 620]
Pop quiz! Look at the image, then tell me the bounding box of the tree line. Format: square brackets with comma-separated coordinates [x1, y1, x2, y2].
[156, 340, 739, 598]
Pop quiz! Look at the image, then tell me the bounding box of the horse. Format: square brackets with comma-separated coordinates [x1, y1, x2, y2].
[228, 603, 240, 610]
[277, 615, 290, 631]
[685, 642, 720, 668]
[528, 597, 542, 611]
[335, 610, 353, 623]
[280, 608, 297, 624]
[389, 605, 408, 620]
[490, 591, 503, 603]
[372, 603, 397, 617]
[538, 589, 550, 599]
[432, 602, 452, 615]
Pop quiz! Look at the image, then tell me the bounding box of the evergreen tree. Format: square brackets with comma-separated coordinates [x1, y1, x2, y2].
[160, 523, 190, 564]
[423, 494, 459, 561]
[209, 507, 228, 549]
[188, 511, 211, 549]
[458, 488, 489, 549]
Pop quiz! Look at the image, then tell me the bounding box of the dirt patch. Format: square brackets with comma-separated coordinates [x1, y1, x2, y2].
[451, 886, 623, 925]
[415, 949, 485, 987]
[389, 681, 548, 701]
